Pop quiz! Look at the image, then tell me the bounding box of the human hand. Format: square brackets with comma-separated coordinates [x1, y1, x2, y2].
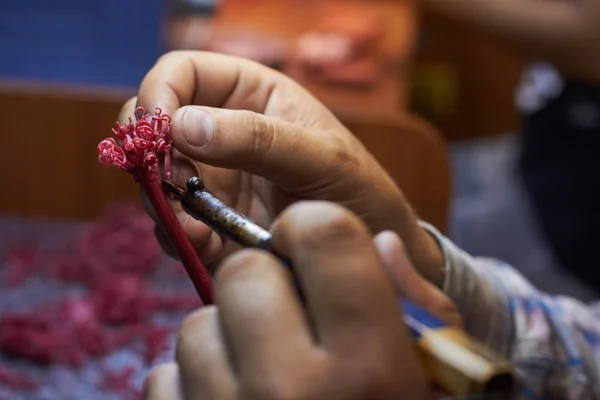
[120, 51, 443, 285]
[142, 201, 430, 400]
[374, 231, 462, 329]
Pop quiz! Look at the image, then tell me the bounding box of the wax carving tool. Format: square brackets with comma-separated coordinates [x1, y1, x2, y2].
[163, 177, 517, 398]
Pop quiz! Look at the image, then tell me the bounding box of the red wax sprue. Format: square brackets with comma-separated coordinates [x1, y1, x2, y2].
[97, 107, 214, 305]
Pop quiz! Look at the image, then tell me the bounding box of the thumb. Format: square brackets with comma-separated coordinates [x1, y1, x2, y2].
[171, 105, 340, 188]
[374, 231, 463, 329]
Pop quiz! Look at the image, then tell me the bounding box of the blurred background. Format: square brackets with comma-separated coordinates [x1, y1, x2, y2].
[1, 0, 598, 398]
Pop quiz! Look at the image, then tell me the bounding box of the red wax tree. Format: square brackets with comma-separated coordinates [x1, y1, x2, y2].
[97, 107, 214, 305]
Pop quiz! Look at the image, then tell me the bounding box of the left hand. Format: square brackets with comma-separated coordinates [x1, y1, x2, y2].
[119, 51, 444, 285]
[143, 201, 431, 400]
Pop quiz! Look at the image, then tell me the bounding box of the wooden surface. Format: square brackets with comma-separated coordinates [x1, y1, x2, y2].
[413, 11, 525, 140]
[0, 81, 138, 220]
[0, 83, 449, 231]
[168, 0, 417, 116]
[341, 112, 450, 232]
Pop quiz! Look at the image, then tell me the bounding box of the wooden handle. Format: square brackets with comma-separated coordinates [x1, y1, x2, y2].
[417, 327, 516, 397]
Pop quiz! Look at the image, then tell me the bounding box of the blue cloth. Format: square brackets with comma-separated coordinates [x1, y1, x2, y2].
[0, 0, 165, 88]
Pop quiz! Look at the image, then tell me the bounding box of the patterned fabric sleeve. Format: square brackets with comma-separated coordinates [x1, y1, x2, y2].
[420, 222, 600, 399]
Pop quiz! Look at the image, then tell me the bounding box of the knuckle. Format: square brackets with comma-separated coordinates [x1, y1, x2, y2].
[144, 363, 177, 389]
[284, 202, 365, 249]
[435, 296, 458, 315]
[308, 211, 360, 245]
[350, 364, 399, 399]
[216, 249, 274, 283]
[244, 374, 308, 400]
[119, 97, 138, 122]
[328, 134, 364, 176]
[155, 50, 187, 66]
[243, 111, 276, 160]
[176, 307, 220, 365]
[178, 306, 218, 346]
[431, 297, 463, 328]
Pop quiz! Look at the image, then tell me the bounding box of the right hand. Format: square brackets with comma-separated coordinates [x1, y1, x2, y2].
[143, 201, 431, 400]
[121, 51, 444, 285]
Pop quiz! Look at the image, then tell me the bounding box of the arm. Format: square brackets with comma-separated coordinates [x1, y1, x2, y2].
[421, 223, 600, 399]
[423, 0, 600, 83]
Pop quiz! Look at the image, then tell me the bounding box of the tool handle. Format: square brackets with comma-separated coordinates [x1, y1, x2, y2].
[400, 300, 516, 397]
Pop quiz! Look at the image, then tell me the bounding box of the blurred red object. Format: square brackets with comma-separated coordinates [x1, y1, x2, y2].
[92, 273, 152, 324]
[294, 3, 386, 88]
[0, 366, 37, 390]
[297, 32, 354, 66]
[0, 204, 201, 391]
[310, 58, 379, 87]
[206, 29, 286, 67]
[98, 366, 139, 399]
[5, 246, 38, 286]
[317, 4, 385, 54]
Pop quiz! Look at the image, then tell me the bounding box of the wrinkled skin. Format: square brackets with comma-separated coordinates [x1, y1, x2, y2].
[120, 51, 461, 400]
[119, 51, 444, 286]
[144, 202, 440, 400]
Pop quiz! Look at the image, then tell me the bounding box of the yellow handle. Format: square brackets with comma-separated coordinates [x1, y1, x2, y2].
[417, 327, 516, 397]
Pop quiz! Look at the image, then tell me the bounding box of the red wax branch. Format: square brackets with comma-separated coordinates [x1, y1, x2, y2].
[97, 107, 214, 305]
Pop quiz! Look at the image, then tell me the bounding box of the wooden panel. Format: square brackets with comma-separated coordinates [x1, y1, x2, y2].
[412, 11, 526, 140]
[342, 112, 450, 232]
[0, 81, 138, 220]
[0, 82, 449, 232]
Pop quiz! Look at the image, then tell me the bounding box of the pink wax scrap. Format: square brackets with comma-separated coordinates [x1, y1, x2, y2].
[92, 274, 153, 324]
[0, 366, 37, 390]
[61, 299, 112, 357]
[4, 246, 39, 286]
[0, 298, 113, 366]
[77, 212, 161, 278]
[143, 327, 171, 364]
[0, 311, 85, 366]
[49, 252, 89, 283]
[98, 365, 138, 397]
[47, 205, 161, 285]
[0, 201, 204, 373]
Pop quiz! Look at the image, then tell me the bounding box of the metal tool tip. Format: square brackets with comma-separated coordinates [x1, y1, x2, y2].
[161, 178, 185, 199]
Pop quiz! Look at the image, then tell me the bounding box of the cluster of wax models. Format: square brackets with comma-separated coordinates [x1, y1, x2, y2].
[98, 107, 215, 305]
[0, 205, 202, 396]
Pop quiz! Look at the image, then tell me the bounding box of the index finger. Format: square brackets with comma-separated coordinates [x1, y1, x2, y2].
[137, 51, 286, 117]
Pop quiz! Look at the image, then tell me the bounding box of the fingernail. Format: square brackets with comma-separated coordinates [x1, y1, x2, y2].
[375, 230, 402, 246]
[183, 107, 213, 147]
